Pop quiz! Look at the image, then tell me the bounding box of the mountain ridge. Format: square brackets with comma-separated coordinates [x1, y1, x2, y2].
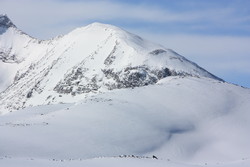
[0, 15, 222, 114]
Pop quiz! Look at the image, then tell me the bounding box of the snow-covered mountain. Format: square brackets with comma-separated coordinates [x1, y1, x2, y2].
[1, 15, 250, 167]
[0, 15, 221, 114]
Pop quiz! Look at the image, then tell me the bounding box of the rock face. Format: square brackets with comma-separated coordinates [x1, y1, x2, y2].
[54, 66, 171, 95]
[0, 15, 222, 114]
[0, 14, 16, 28]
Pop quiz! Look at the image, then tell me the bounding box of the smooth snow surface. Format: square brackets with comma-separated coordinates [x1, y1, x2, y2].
[1, 157, 250, 167]
[0, 77, 250, 166]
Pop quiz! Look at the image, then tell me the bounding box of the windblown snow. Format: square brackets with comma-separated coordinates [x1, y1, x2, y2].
[0, 15, 250, 167]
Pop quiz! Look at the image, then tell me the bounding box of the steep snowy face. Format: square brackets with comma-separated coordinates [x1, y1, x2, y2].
[0, 15, 35, 63]
[0, 15, 51, 93]
[0, 15, 19, 63]
[0, 17, 222, 114]
[0, 15, 31, 92]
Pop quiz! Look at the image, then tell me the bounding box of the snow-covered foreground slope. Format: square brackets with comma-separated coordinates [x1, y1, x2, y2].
[0, 77, 250, 166]
[0, 15, 221, 114]
[1, 156, 250, 167]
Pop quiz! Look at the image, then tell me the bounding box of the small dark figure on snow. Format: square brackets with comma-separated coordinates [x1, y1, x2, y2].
[152, 155, 158, 159]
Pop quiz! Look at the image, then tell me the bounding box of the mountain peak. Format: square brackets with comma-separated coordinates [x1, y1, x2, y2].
[0, 18, 223, 113]
[0, 14, 16, 28]
[86, 22, 115, 28]
[87, 22, 107, 27]
[82, 22, 129, 33]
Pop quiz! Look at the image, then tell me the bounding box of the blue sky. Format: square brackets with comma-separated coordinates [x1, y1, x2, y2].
[1, 0, 250, 88]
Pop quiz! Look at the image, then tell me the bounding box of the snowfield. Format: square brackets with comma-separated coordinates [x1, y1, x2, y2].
[1, 77, 250, 166]
[1, 156, 250, 167]
[1, 15, 250, 166]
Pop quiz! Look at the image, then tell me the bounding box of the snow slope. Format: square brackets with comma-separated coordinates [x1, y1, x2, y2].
[0, 15, 221, 114]
[1, 156, 250, 167]
[0, 77, 250, 166]
[0, 15, 52, 92]
[1, 15, 250, 167]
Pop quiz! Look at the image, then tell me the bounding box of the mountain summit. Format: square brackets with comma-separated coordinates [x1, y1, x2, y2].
[0, 15, 222, 113]
[0, 14, 16, 28]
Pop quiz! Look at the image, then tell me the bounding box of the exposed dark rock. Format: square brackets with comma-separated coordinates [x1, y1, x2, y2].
[150, 49, 166, 55]
[54, 64, 183, 95]
[104, 42, 118, 66]
[0, 15, 16, 28]
[102, 66, 174, 90]
[26, 91, 33, 98]
[0, 49, 19, 63]
[54, 67, 100, 95]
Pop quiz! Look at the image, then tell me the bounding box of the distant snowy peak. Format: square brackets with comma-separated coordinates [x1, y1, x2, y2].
[0, 15, 42, 64]
[0, 14, 16, 28]
[0, 16, 223, 113]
